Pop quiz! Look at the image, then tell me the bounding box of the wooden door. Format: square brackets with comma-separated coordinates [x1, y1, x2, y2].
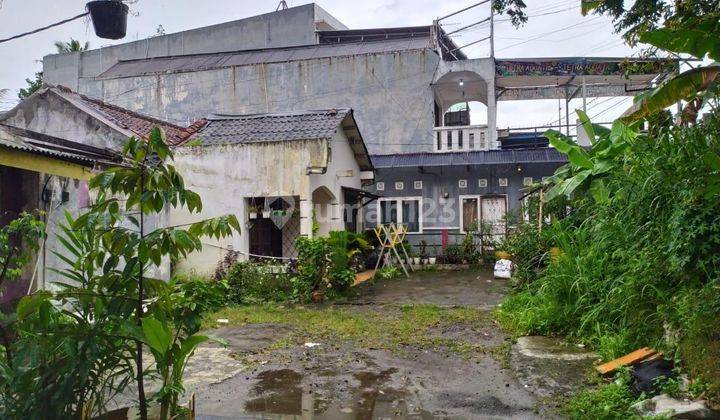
[249, 218, 282, 259]
[462, 197, 479, 232]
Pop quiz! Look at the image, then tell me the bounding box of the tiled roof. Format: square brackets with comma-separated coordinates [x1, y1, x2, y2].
[53, 86, 191, 146]
[195, 109, 352, 145]
[371, 148, 568, 168]
[98, 37, 433, 79]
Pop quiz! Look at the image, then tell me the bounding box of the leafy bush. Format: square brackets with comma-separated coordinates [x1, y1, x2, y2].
[224, 261, 294, 303]
[562, 371, 638, 419]
[445, 244, 463, 264]
[376, 266, 401, 279]
[173, 275, 230, 331]
[295, 234, 355, 300]
[460, 232, 480, 263]
[498, 116, 720, 403]
[497, 223, 552, 287]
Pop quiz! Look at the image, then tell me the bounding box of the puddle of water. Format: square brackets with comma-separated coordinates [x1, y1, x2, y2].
[244, 369, 304, 415]
[244, 368, 434, 419]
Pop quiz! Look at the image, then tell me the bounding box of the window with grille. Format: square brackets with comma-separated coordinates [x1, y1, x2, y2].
[378, 198, 422, 232]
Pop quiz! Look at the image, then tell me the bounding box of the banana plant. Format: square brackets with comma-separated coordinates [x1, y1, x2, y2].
[582, 0, 720, 124]
[542, 110, 639, 203]
[127, 314, 223, 420]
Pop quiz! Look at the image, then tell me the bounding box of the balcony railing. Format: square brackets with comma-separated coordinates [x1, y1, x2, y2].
[433, 125, 493, 153]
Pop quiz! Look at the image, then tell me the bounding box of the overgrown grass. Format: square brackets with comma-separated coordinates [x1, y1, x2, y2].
[203, 303, 510, 363]
[497, 117, 720, 405]
[561, 381, 640, 420]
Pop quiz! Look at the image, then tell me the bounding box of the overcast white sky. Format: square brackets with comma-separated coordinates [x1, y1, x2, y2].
[0, 0, 639, 129]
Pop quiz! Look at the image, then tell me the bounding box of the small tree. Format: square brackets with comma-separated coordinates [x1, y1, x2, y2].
[0, 212, 44, 364]
[6, 128, 240, 419]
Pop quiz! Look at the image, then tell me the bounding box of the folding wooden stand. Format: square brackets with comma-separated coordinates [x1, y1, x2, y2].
[373, 223, 414, 277]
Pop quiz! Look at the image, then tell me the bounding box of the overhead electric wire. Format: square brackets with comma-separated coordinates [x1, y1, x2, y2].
[0, 12, 89, 44]
[496, 16, 604, 52]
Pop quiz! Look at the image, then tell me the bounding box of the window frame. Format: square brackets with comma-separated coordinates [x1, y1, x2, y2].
[459, 194, 480, 234]
[376, 196, 423, 233]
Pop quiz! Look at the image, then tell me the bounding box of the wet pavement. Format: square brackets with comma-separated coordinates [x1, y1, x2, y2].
[351, 268, 510, 309]
[186, 269, 589, 419]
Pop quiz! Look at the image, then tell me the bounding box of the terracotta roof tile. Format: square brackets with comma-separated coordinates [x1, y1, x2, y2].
[55, 85, 188, 146]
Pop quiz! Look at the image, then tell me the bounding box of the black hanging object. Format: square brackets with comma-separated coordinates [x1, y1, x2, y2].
[86, 1, 129, 40]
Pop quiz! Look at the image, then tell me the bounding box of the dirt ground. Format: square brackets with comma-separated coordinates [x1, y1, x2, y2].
[185, 269, 592, 419]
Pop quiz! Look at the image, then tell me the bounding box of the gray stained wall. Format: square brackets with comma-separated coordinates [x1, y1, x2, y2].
[365, 162, 564, 246]
[42, 4, 442, 155]
[43, 4, 342, 90]
[84, 49, 439, 155]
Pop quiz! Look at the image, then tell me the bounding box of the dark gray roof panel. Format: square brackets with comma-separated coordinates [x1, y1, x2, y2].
[98, 38, 433, 79]
[371, 149, 568, 168]
[196, 109, 352, 145]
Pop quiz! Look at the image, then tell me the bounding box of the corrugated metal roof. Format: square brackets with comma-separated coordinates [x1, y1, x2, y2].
[0, 123, 121, 165]
[196, 109, 351, 145]
[371, 148, 568, 168]
[98, 37, 433, 79]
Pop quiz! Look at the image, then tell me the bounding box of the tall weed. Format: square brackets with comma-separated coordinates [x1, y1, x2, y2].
[499, 116, 720, 402]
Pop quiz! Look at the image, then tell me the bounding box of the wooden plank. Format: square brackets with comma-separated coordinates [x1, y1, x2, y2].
[595, 347, 657, 375]
[0, 148, 93, 180]
[353, 270, 376, 286]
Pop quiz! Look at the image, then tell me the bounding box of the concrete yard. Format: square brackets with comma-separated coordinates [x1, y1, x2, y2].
[183, 269, 594, 419]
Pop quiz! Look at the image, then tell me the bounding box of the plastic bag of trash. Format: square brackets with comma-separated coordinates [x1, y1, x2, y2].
[494, 259, 514, 279]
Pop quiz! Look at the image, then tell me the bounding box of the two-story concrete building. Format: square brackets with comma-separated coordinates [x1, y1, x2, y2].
[32, 2, 674, 260]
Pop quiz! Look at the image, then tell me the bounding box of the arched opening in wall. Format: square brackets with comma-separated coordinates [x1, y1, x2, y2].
[432, 71, 491, 152]
[311, 186, 337, 237]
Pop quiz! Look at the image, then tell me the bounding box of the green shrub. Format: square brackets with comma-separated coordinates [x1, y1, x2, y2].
[498, 115, 720, 401]
[295, 234, 356, 299]
[460, 232, 480, 263]
[445, 244, 463, 264]
[498, 223, 552, 287]
[167, 275, 231, 334]
[377, 266, 401, 279]
[224, 261, 293, 303]
[562, 372, 639, 420]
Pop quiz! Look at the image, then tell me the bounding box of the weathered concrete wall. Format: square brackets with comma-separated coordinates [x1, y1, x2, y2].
[171, 134, 364, 275]
[77, 49, 440, 154]
[308, 130, 363, 235]
[0, 90, 128, 150]
[43, 4, 343, 91]
[0, 96, 169, 288]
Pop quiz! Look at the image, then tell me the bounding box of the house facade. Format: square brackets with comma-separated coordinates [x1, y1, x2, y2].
[0, 121, 122, 302]
[171, 109, 373, 275]
[35, 3, 674, 259]
[0, 86, 192, 286]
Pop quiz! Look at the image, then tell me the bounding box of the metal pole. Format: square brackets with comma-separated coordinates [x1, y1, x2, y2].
[447, 36, 490, 53]
[437, 0, 490, 22]
[565, 98, 570, 136]
[490, 4, 495, 58]
[582, 74, 587, 112]
[445, 17, 490, 36]
[538, 189, 544, 232]
[557, 98, 562, 132]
